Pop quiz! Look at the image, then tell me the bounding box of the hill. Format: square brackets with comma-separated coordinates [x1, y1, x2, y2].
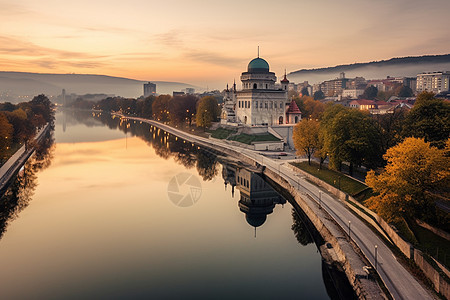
[289, 54, 450, 84]
[0, 72, 200, 102]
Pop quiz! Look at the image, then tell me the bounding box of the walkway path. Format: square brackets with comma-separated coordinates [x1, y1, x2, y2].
[0, 124, 51, 195]
[119, 115, 433, 300]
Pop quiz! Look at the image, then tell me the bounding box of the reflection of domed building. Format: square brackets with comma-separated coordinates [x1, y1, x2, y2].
[221, 163, 286, 233]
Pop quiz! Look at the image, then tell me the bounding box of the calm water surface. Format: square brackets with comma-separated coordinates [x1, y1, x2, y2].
[0, 111, 348, 299]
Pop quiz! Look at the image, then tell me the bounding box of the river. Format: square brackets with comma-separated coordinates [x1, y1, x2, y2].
[0, 111, 354, 299]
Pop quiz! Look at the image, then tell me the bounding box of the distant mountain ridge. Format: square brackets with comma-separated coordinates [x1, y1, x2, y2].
[0, 71, 200, 101]
[289, 54, 450, 84]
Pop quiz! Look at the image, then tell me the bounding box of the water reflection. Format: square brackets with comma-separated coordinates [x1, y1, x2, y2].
[43, 110, 356, 299]
[0, 130, 55, 240]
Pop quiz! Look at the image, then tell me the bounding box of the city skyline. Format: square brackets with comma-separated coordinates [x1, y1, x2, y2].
[1, 0, 450, 89]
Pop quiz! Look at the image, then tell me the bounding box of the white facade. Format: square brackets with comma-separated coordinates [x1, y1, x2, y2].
[233, 57, 289, 126]
[342, 89, 364, 99]
[416, 71, 450, 93]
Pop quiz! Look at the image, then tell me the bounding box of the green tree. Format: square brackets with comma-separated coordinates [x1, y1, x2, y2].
[396, 86, 413, 97]
[403, 92, 450, 148]
[300, 87, 309, 96]
[196, 96, 220, 129]
[322, 105, 380, 174]
[361, 85, 378, 100]
[372, 107, 408, 156]
[366, 137, 449, 222]
[313, 90, 325, 100]
[293, 119, 319, 165]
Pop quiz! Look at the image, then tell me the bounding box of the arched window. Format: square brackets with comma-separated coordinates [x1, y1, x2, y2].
[244, 116, 247, 124]
[295, 116, 299, 123]
[279, 116, 283, 124]
[253, 83, 257, 89]
[266, 84, 268, 89]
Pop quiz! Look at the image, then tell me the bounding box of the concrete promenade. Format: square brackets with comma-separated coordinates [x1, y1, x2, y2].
[119, 115, 433, 300]
[0, 124, 51, 195]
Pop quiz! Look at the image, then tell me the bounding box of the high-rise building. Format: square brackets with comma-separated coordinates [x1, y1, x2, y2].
[143, 82, 156, 97]
[416, 72, 450, 93]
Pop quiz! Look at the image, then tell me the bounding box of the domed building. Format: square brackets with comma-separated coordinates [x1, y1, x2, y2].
[234, 56, 290, 126]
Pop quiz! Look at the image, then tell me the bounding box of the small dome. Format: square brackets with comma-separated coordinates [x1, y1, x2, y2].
[248, 57, 270, 73]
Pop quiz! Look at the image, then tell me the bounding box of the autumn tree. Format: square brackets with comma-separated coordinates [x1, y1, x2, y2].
[0, 113, 13, 157]
[293, 119, 319, 165]
[168, 95, 198, 125]
[152, 95, 171, 122]
[402, 92, 450, 148]
[136, 95, 155, 118]
[366, 137, 450, 223]
[196, 96, 220, 129]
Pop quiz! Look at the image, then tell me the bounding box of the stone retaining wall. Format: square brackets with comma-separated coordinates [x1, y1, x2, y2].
[288, 163, 449, 297]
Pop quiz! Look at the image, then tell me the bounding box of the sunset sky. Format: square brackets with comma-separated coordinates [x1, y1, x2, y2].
[1, 0, 449, 89]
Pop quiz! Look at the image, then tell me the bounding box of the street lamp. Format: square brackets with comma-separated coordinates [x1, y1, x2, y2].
[348, 221, 351, 239]
[374, 245, 378, 270]
[319, 191, 322, 209]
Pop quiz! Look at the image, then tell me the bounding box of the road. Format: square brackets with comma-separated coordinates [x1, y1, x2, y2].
[121, 116, 433, 300]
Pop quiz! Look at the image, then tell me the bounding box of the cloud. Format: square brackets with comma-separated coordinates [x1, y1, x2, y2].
[0, 35, 108, 70]
[183, 49, 244, 67]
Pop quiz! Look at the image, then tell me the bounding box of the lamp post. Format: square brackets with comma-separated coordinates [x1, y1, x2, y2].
[375, 245, 378, 270]
[348, 221, 351, 240]
[319, 191, 322, 209]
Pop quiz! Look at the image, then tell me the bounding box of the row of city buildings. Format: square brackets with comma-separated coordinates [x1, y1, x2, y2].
[290, 71, 450, 99]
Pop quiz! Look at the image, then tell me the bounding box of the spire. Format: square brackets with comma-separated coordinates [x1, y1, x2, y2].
[257, 46, 259, 58]
[226, 83, 229, 91]
[233, 79, 236, 91]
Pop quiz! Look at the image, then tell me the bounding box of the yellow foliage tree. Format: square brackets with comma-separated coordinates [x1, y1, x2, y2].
[293, 119, 319, 165]
[366, 137, 449, 222]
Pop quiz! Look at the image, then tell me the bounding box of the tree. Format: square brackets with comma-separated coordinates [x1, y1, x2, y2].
[152, 95, 171, 122]
[293, 119, 319, 165]
[302, 97, 325, 120]
[361, 85, 378, 100]
[366, 137, 450, 223]
[322, 105, 380, 174]
[0, 113, 13, 158]
[313, 90, 325, 100]
[300, 87, 309, 96]
[136, 95, 155, 118]
[396, 86, 413, 97]
[403, 92, 450, 148]
[30, 94, 54, 123]
[372, 107, 408, 156]
[168, 95, 198, 125]
[196, 96, 220, 129]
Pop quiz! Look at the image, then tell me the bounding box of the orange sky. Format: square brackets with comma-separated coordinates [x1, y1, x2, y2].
[1, 0, 449, 89]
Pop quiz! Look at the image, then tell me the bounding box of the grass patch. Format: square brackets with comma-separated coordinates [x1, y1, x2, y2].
[228, 133, 280, 145]
[409, 221, 450, 269]
[290, 161, 367, 196]
[208, 127, 236, 139]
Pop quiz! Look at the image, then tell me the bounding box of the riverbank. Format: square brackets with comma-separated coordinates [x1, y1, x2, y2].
[112, 113, 435, 299]
[0, 123, 52, 196]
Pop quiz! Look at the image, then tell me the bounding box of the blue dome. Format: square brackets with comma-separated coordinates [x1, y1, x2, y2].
[248, 57, 270, 72]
